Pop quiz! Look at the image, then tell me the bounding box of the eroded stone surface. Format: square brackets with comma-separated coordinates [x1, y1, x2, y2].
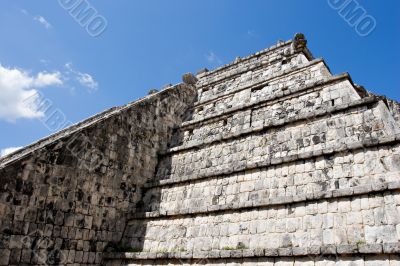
[0, 84, 196, 265]
[1, 34, 400, 265]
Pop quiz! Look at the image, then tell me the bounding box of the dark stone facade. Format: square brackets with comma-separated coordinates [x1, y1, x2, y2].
[0, 84, 196, 265]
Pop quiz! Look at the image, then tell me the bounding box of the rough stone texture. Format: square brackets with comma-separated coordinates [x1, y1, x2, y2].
[104, 255, 400, 266]
[141, 144, 400, 216]
[1, 34, 400, 265]
[0, 84, 196, 265]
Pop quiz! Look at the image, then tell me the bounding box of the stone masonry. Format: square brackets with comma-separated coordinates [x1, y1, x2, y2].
[0, 33, 400, 265]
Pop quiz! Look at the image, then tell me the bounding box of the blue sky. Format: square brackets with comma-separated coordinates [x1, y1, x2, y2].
[0, 0, 399, 155]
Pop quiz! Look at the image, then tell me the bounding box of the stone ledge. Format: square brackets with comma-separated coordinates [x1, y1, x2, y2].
[147, 133, 400, 189]
[197, 34, 314, 85]
[196, 40, 294, 86]
[131, 180, 400, 220]
[184, 71, 349, 133]
[197, 47, 299, 90]
[103, 243, 400, 260]
[193, 58, 325, 109]
[168, 94, 377, 154]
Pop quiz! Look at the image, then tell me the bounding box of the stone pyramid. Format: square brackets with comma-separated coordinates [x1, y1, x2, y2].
[0, 33, 399, 266]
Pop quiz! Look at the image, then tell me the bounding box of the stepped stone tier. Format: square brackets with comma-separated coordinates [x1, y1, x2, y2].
[0, 34, 400, 266]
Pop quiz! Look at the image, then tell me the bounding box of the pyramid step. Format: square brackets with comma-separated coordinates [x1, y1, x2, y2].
[192, 58, 326, 121]
[103, 243, 400, 265]
[195, 39, 304, 90]
[134, 180, 400, 219]
[183, 69, 346, 131]
[168, 95, 378, 154]
[156, 103, 400, 185]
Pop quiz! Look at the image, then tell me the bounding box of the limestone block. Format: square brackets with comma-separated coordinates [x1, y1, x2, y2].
[0, 249, 10, 265]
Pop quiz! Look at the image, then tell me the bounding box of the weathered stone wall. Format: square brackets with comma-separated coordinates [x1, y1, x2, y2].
[193, 55, 319, 120]
[143, 144, 400, 215]
[1, 34, 399, 266]
[107, 35, 400, 265]
[155, 101, 398, 183]
[195, 40, 311, 94]
[109, 256, 400, 266]
[0, 84, 196, 265]
[179, 77, 361, 150]
[385, 98, 400, 128]
[124, 191, 400, 252]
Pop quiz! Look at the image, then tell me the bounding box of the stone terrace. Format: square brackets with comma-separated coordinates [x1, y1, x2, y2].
[0, 34, 399, 266]
[108, 34, 400, 266]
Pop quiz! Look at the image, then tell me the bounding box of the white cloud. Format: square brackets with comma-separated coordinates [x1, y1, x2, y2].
[34, 72, 62, 87]
[76, 73, 98, 90]
[34, 16, 52, 29]
[0, 147, 23, 157]
[206, 52, 223, 65]
[0, 64, 63, 121]
[65, 63, 98, 91]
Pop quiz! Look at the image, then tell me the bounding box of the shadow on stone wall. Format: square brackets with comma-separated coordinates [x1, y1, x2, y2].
[0, 84, 197, 265]
[115, 102, 194, 253]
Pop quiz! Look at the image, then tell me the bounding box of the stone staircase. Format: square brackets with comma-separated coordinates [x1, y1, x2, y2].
[104, 34, 400, 265]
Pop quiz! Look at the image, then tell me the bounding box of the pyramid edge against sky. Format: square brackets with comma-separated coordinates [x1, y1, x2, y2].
[0, 33, 400, 266]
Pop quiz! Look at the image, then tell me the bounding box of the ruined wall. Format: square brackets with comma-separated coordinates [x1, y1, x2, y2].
[0, 84, 197, 265]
